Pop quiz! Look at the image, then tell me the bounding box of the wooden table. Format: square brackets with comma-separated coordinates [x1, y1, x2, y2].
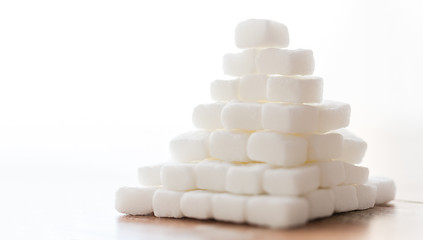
[1, 163, 422, 240]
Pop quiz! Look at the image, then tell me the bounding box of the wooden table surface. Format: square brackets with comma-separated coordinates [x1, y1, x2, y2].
[1, 163, 422, 240]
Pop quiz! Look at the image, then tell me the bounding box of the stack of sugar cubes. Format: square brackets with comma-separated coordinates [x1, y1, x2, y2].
[115, 19, 396, 229]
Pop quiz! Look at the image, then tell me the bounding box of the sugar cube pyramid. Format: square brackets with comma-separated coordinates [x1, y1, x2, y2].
[115, 19, 396, 229]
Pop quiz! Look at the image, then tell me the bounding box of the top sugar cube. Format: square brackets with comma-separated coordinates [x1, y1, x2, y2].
[235, 19, 289, 49]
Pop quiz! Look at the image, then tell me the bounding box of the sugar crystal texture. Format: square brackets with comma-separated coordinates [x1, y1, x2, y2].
[180, 190, 214, 220]
[223, 49, 256, 76]
[169, 130, 210, 162]
[210, 79, 239, 101]
[235, 19, 289, 49]
[209, 130, 250, 162]
[256, 48, 315, 75]
[316, 101, 351, 133]
[262, 101, 351, 133]
[262, 103, 319, 133]
[160, 163, 196, 191]
[138, 164, 162, 186]
[315, 161, 346, 188]
[247, 131, 308, 167]
[246, 195, 309, 228]
[192, 102, 225, 130]
[355, 184, 377, 210]
[212, 193, 248, 223]
[238, 74, 268, 102]
[221, 102, 262, 131]
[225, 164, 269, 195]
[332, 185, 359, 213]
[306, 132, 343, 161]
[115, 186, 158, 215]
[367, 177, 396, 204]
[303, 189, 335, 219]
[343, 162, 369, 185]
[267, 75, 323, 104]
[153, 189, 184, 218]
[332, 128, 367, 164]
[262, 165, 320, 195]
[195, 160, 231, 192]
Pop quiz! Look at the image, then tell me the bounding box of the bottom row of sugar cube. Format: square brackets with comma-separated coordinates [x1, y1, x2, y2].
[115, 176, 395, 229]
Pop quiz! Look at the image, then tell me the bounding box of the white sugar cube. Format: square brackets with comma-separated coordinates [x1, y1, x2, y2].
[169, 130, 210, 162]
[195, 160, 231, 192]
[343, 162, 369, 185]
[247, 131, 308, 167]
[316, 101, 351, 133]
[238, 74, 268, 102]
[246, 195, 309, 229]
[256, 48, 314, 75]
[332, 128, 367, 164]
[315, 161, 346, 188]
[212, 193, 248, 223]
[355, 184, 377, 210]
[307, 132, 343, 161]
[115, 186, 157, 215]
[262, 103, 319, 133]
[225, 164, 269, 195]
[223, 49, 257, 76]
[263, 165, 320, 195]
[288, 49, 315, 75]
[303, 189, 335, 220]
[235, 19, 289, 49]
[209, 130, 250, 162]
[332, 185, 359, 212]
[210, 79, 239, 102]
[192, 102, 225, 130]
[221, 102, 262, 131]
[138, 164, 162, 186]
[367, 177, 396, 204]
[152, 189, 184, 218]
[267, 75, 323, 104]
[180, 190, 213, 220]
[262, 101, 350, 133]
[160, 163, 196, 191]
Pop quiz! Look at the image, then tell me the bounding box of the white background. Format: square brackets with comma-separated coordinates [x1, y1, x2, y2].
[1, 0, 423, 200]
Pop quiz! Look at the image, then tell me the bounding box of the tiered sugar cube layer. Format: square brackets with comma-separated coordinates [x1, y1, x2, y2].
[115, 19, 396, 229]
